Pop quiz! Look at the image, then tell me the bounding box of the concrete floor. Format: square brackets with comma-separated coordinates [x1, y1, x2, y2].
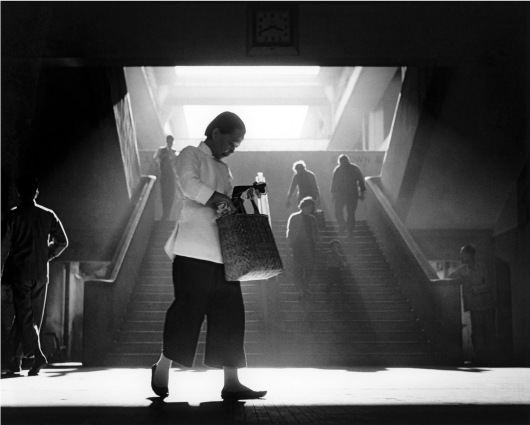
[2, 365, 530, 424]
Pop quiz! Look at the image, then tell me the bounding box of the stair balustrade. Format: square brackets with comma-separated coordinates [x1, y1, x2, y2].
[82, 176, 156, 366]
[365, 176, 462, 364]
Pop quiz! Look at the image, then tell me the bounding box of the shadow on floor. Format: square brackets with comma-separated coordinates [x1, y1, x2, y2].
[2, 403, 529, 425]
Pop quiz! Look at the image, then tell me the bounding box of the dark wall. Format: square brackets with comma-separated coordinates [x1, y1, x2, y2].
[2, 66, 131, 261]
[2, 3, 528, 67]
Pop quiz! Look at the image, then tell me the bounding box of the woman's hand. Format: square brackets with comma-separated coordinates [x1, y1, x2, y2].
[208, 192, 236, 210]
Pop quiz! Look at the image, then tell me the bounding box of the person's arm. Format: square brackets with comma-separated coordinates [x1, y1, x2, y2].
[153, 148, 161, 163]
[312, 174, 320, 204]
[286, 213, 302, 248]
[356, 166, 366, 200]
[330, 169, 337, 203]
[176, 147, 235, 211]
[48, 213, 68, 261]
[286, 214, 295, 248]
[286, 175, 297, 208]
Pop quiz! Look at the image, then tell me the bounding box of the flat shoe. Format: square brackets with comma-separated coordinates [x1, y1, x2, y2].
[151, 364, 169, 398]
[221, 388, 267, 400]
[28, 356, 47, 376]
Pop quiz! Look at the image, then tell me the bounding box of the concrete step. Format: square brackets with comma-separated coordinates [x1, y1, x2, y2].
[126, 299, 263, 312]
[123, 310, 263, 322]
[278, 310, 417, 322]
[116, 329, 267, 343]
[277, 330, 429, 343]
[278, 300, 411, 311]
[280, 319, 423, 332]
[107, 218, 437, 367]
[110, 340, 269, 355]
[121, 319, 266, 332]
[279, 341, 432, 355]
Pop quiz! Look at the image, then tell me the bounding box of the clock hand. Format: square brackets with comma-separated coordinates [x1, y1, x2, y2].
[258, 26, 274, 36]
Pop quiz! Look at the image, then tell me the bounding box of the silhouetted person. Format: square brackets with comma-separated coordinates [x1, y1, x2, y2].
[1, 175, 68, 375]
[286, 197, 321, 299]
[331, 154, 366, 237]
[286, 160, 320, 209]
[449, 244, 496, 366]
[151, 112, 266, 401]
[153, 135, 177, 220]
[325, 239, 347, 294]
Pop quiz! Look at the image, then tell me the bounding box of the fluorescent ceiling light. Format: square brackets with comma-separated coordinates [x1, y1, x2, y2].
[184, 105, 309, 139]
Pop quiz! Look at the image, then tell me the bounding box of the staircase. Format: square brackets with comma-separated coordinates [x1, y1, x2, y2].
[106, 219, 437, 367]
[272, 220, 436, 366]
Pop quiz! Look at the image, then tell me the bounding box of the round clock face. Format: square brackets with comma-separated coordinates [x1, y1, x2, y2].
[255, 11, 291, 44]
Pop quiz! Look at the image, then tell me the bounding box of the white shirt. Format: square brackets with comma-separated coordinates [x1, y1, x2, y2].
[168, 142, 233, 264]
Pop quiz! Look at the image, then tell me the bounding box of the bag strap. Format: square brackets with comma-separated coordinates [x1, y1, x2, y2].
[250, 198, 260, 215]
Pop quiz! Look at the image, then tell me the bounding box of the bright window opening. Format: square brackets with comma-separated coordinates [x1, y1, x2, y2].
[183, 105, 309, 140]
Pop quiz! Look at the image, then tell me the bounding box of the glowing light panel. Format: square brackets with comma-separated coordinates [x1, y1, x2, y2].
[175, 66, 320, 76]
[183, 105, 309, 139]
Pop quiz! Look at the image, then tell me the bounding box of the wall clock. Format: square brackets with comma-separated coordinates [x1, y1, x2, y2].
[248, 4, 298, 55]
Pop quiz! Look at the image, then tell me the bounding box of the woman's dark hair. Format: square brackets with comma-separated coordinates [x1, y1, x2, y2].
[204, 111, 246, 139]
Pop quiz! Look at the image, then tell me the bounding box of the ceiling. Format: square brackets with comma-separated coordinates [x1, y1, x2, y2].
[134, 66, 400, 151]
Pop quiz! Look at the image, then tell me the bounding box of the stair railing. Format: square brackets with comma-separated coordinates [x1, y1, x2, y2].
[82, 175, 156, 366]
[365, 176, 462, 364]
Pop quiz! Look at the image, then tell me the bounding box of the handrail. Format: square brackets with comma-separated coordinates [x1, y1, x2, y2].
[365, 176, 462, 363]
[90, 175, 156, 283]
[366, 177, 439, 280]
[82, 175, 156, 365]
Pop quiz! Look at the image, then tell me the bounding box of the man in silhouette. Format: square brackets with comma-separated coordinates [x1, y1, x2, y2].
[449, 244, 496, 366]
[1, 175, 68, 375]
[286, 160, 320, 209]
[331, 154, 366, 237]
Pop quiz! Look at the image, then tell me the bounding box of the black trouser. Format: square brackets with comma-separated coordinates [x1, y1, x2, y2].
[292, 246, 316, 292]
[162, 256, 247, 368]
[334, 196, 358, 233]
[10, 279, 47, 358]
[160, 171, 176, 219]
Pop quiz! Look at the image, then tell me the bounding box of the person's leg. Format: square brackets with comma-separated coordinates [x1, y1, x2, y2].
[292, 249, 306, 297]
[154, 256, 211, 390]
[345, 197, 358, 236]
[334, 198, 346, 234]
[28, 281, 48, 375]
[477, 309, 497, 365]
[202, 264, 265, 399]
[327, 267, 340, 293]
[203, 266, 246, 371]
[11, 281, 41, 359]
[470, 310, 489, 364]
[161, 174, 176, 220]
[303, 249, 317, 293]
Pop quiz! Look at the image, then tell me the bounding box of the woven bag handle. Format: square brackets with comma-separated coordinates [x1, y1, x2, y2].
[250, 198, 260, 215]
